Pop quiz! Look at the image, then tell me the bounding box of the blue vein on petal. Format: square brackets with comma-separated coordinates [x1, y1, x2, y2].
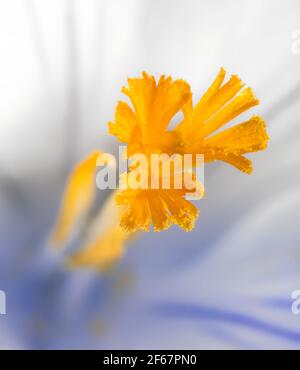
[263, 297, 292, 310]
[154, 302, 300, 344]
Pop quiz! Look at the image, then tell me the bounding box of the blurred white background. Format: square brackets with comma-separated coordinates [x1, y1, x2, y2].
[0, 0, 300, 349]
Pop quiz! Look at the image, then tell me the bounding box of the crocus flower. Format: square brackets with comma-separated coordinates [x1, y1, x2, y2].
[0, 0, 299, 350]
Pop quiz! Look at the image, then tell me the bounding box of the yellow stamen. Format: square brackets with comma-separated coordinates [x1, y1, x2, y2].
[51, 151, 100, 246]
[67, 192, 132, 270]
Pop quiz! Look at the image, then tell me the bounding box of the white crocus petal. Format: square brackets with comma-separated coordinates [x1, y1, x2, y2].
[87, 185, 300, 349]
[0, 0, 300, 349]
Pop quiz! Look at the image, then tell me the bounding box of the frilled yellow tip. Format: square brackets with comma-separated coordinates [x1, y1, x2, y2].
[115, 189, 199, 233]
[109, 69, 269, 232]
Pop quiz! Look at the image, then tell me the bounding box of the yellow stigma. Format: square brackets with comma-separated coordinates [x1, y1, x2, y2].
[109, 69, 269, 232]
